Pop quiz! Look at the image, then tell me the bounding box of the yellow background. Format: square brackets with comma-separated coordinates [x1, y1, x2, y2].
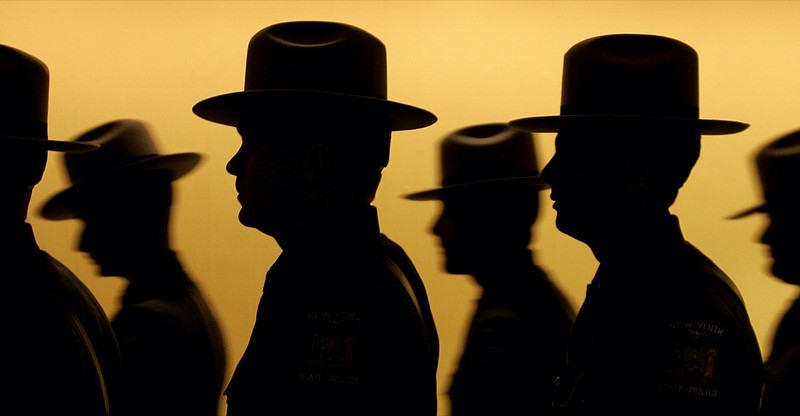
[3, 1, 800, 414]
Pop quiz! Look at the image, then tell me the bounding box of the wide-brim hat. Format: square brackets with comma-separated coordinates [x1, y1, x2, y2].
[0, 44, 97, 153]
[193, 21, 436, 131]
[39, 119, 201, 220]
[404, 123, 548, 201]
[509, 34, 748, 135]
[729, 129, 800, 219]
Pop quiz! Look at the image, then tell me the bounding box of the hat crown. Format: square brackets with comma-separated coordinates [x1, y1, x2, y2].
[440, 123, 539, 187]
[0, 44, 49, 140]
[561, 34, 699, 118]
[244, 21, 387, 100]
[64, 119, 161, 184]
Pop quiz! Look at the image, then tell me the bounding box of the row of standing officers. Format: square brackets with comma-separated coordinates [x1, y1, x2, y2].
[4, 19, 798, 416]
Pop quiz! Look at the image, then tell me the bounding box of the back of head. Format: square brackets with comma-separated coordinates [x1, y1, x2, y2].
[617, 125, 701, 209]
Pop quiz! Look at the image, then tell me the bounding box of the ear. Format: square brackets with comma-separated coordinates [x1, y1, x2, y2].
[302, 142, 333, 183]
[617, 153, 652, 196]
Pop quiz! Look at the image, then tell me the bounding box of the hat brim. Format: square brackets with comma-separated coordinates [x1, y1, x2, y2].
[404, 176, 549, 201]
[193, 89, 437, 131]
[0, 134, 99, 153]
[39, 152, 201, 220]
[509, 115, 749, 135]
[727, 203, 766, 220]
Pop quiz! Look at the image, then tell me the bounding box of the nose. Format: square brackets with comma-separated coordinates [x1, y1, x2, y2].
[541, 154, 559, 191]
[432, 208, 456, 249]
[226, 145, 244, 176]
[78, 223, 93, 254]
[760, 221, 774, 246]
[432, 212, 446, 239]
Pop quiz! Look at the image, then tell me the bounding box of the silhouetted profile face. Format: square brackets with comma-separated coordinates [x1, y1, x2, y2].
[229, 114, 389, 241]
[433, 188, 538, 275]
[542, 126, 698, 247]
[541, 129, 627, 245]
[0, 143, 47, 187]
[761, 200, 800, 285]
[76, 172, 172, 277]
[433, 196, 487, 275]
[228, 120, 311, 238]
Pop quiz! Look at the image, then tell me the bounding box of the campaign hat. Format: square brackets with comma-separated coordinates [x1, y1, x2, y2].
[509, 34, 748, 135]
[193, 21, 436, 131]
[0, 44, 97, 152]
[404, 123, 547, 201]
[39, 119, 201, 220]
[729, 129, 800, 219]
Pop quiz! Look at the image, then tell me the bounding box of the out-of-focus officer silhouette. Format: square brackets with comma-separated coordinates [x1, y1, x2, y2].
[1, 43, 120, 416]
[192, 21, 439, 416]
[730, 128, 800, 416]
[509, 34, 764, 414]
[39, 119, 227, 416]
[405, 123, 576, 415]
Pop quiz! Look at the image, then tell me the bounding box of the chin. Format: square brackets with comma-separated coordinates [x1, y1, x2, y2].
[444, 259, 468, 275]
[771, 262, 800, 285]
[239, 211, 282, 239]
[237, 210, 254, 227]
[237, 208, 263, 229]
[554, 217, 584, 242]
[97, 267, 119, 278]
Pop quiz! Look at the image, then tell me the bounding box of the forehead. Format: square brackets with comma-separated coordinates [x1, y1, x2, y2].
[238, 118, 304, 137]
[552, 127, 685, 162]
[552, 130, 622, 164]
[555, 127, 634, 145]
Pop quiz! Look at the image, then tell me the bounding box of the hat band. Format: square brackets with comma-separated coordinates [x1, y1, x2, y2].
[0, 120, 47, 139]
[560, 103, 699, 119]
[68, 154, 158, 184]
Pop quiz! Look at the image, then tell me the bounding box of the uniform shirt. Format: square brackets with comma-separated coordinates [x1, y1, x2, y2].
[112, 250, 227, 416]
[448, 250, 575, 416]
[760, 296, 800, 416]
[552, 215, 764, 415]
[6, 221, 120, 416]
[225, 205, 439, 416]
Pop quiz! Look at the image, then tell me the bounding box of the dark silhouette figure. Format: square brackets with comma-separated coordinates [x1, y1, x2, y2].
[730, 129, 800, 416]
[1, 44, 120, 415]
[38, 119, 227, 416]
[509, 34, 764, 414]
[192, 21, 440, 416]
[405, 123, 576, 415]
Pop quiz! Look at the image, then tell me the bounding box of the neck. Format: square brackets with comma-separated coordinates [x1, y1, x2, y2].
[470, 247, 534, 287]
[0, 185, 32, 222]
[276, 203, 376, 250]
[587, 210, 675, 262]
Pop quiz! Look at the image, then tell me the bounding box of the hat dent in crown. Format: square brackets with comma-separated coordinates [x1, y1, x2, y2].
[509, 33, 748, 135]
[193, 21, 436, 131]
